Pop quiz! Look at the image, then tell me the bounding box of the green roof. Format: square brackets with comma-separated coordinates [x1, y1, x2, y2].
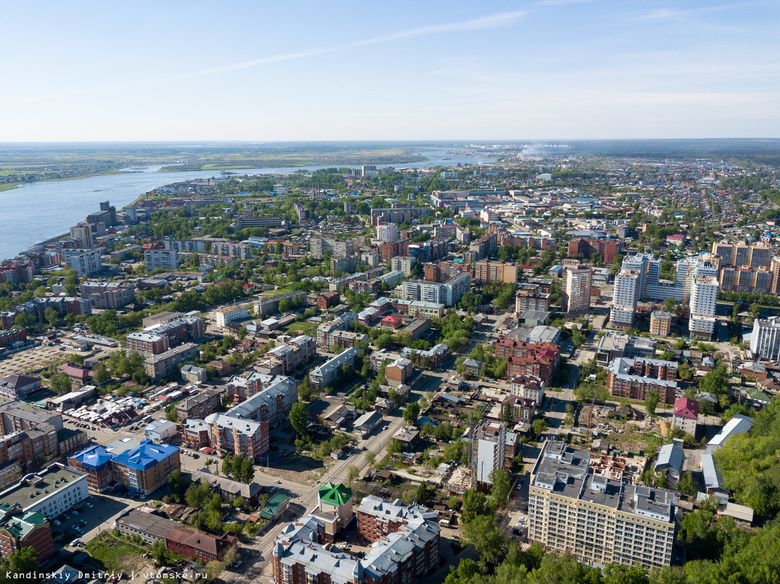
[258, 493, 291, 520]
[318, 482, 352, 506]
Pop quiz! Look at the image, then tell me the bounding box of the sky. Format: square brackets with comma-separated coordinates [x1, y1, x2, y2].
[1, 0, 779, 141]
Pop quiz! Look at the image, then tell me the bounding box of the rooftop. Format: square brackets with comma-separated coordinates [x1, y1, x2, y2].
[111, 439, 179, 471]
[0, 463, 87, 512]
[318, 482, 353, 506]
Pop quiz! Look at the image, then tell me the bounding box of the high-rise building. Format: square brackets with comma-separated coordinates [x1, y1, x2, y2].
[562, 265, 592, 314]
[144, 249, 179, 271]
[474, 260, 518, 285]
[611, 269, 639, 326]
[63, 249, 102, 276]
[528, 441, 676, 569]
[376, 223, 400, 243]
[472, 419, 507, 486]
[401, 272, 470, 307]
[69, 223, 93, 249]
[712, 242, 772, 268]
[749, 316, 780, 361]
[688, 275, 718, 339]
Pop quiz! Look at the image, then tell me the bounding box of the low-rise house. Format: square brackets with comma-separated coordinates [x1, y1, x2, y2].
[654, 443, 684, 479]
[353, 410, 382, 438]
[192, 469, 262, 506]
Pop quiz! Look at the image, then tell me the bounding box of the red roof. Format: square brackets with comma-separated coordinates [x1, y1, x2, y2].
[673, 397, 699, 420]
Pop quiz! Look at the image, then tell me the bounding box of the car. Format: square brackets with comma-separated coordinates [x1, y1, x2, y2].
[232, 560, 242, 568]
[192, 454, 199, 459]
[72, 510, 79, 516]
[274, 480, 282, 484]
[80, 519, 88, 525]
[70, 539, 81, 547]
[53, 520, 61, 526]
[86, 503, 93, 508]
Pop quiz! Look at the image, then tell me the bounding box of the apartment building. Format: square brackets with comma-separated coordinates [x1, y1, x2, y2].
[224, 375, 298, 426]
[424, 261, 471, 283]
[377, 223, 400, 242]
[356, 495, 439, 544]
[472, 420, 507, 484]
[273, 503, 439, 584]
[611, 268, 640, 326]
[328, 330, 369, 350]
[688, 275, 718, 340]
[316, 312, 358, 347]
[203, 414, 268, 462]
[64, 249, 102, 276]
[473, 260, 518, 285]
[309, 348, 358, 391]
[606, 357, 677, 404]
[255, 335, 317, 375]
[143, 343, 200, 380]
[391, 255, 417, 276]
[749, 316, 780, 360]
[568, 238, 624, 264]
[401, 272, 470, 307]
[562, 265, 592, 314]
[392, 300, 446, 319]
[174, 389, 221, 421]
[69, 223, 94, 249]
[495, 339, 560, 384]
[127, 312, 205, 356]
[511, 375, 545, 404]
[515, 283, 551, 314]
[80, 281, 135, 309]
[370, 207, 429, 226]
[110, 440, 181, 496]
[712, 242, 772, 268]
[401, 343, 449, 370]
[144, 249, 179, 271]
[719, 267, 774, 294]
[528, 441, 676, 569]
[214, 305, 248, 328]
[0, 506, 54, 561]
[316, 291, 340, 310]
[67, 445, 115, 492]
[649, 310, 672, 336]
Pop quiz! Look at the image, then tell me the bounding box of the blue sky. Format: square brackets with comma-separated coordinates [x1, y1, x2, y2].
[2, 0, 779, 141]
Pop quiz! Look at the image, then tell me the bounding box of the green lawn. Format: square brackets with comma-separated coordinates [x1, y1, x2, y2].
[85, 532, 146, 572]
[285, 320, 319, 337]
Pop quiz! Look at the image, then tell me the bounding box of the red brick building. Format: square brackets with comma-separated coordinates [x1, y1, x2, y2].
[316, 291, 341, 310]
[0, 509, 54, 561]
[166, 526, 237, 562]
[606, 357, 677, 404]
[568, 238, 624, 264]
[495, 339, 560, 384]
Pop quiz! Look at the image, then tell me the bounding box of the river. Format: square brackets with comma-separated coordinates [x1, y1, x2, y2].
[0, 150, 494, 261]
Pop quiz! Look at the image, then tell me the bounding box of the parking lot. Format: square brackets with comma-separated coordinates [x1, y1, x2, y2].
[52, 493, 138, 549]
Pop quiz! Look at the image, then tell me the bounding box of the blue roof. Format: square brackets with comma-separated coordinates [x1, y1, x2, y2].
[111, 439, 179, 471]
[69, 444, 113, 471]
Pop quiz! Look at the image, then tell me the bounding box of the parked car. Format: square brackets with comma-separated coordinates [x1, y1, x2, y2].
[70, 539, 81, 547]
[72, 510, 79, 516]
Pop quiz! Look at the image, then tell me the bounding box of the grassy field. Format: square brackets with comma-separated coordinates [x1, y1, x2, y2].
[85, 532, 146, 573]
[285, 320, 319, 338]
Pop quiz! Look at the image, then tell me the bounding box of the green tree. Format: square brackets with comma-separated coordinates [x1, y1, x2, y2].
[645, 390, 660, 418]
[678, 470, 697, 497]
[151, 540, 168, 566]
[44, 307, 59, 329]
[167, 469, 191, 501]
[403, 402, 420, 425]
[165, 404, 178, 423]
[50, 372, 72, 394]
[488, 468, 511, 509]
[461, 489, 488, 524]
[364, 451, 376, 465]
[289, 401, 308, 437]
[222, 454, 233, 478]
[8, 546, 38, 575]
[531, 417, 548, 437]
[14, 312, 36, 329]
[663, 297, 676, 312]
[185, 481, 212, 508]
[347, 465, 359, 486]
[462, 514, 505, 564]
[93, 363, 110, 385]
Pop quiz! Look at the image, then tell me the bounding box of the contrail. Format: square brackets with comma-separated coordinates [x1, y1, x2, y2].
[7, 9, 526, 104]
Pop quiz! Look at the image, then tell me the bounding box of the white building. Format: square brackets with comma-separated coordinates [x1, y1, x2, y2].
[145, 419, 177, 442]
[213, 304, 249, 328]
[144, 249, 179, 271]
[0, 463, 88, 519]
[688, 275, 718, 339]
[309, 347, 358, 391]
[611, 269, 639, 326]
[473, 420, 506, 485]
[391, 256, 417, 276]
[562, 266, 592, 314]
[377, 223, 400, 243]
[511, 375, 545, 404]
[63, 249, 102, 276]
[749, 316, 780, 361]
[401, 272, 470, 307]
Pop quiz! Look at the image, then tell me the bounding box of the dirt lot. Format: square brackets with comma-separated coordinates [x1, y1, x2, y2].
[0, 344, 68, 375]
[261, 452, 326, 485]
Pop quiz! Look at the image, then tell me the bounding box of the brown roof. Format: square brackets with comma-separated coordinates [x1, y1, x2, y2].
[166, 526, 237, 556]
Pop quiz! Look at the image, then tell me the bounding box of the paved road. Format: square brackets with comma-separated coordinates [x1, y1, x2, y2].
[220, 414, 408, 584]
